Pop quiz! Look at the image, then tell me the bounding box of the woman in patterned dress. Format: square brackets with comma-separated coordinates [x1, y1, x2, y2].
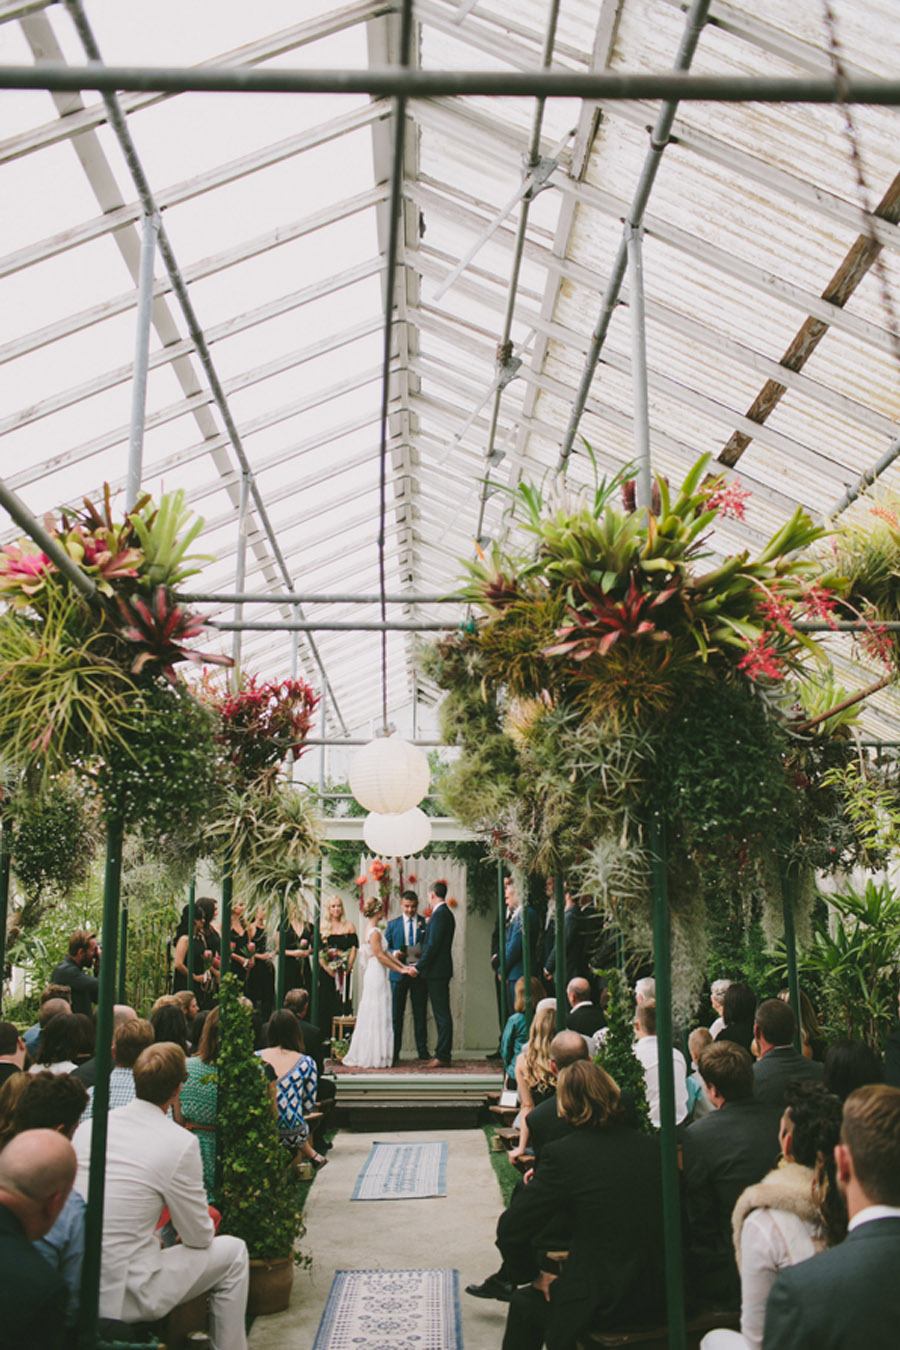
[257, 1010, 327, 1168]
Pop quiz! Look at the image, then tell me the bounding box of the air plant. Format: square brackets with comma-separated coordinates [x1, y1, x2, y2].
[116, 586, 232, 683]
[204, 781, 322, 908]
[213, 676, 319, 787]
[544, 574, 679, 662]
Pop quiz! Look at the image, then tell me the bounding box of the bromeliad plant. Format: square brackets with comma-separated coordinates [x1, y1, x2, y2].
[425, 452, 891, 1014]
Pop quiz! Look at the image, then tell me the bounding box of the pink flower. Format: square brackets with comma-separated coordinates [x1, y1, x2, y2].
[705, 481, 751, 522]
[737, 637, 785, 682]
[758, 595, 796, 635]
[802, 586, 839, 629]
[858, 622, 894, 669]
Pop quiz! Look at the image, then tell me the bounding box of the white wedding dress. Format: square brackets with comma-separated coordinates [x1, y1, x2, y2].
[343, 925, 394, 1068]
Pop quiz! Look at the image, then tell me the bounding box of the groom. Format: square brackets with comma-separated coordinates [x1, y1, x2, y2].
[385, 890, 430, 1065]
[413, 881, 455, 1069]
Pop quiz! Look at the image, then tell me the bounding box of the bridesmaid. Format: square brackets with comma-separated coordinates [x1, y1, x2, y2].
[317, 896, 358, 1036]
[276, 901, 314, 995]
[245, 904, 276, 1022]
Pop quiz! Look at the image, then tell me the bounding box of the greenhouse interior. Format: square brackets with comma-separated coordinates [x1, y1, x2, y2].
[0, 1, 899, 1348]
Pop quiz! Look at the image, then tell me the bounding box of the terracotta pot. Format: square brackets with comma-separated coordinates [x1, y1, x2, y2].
[248, 1256, 294, 1316]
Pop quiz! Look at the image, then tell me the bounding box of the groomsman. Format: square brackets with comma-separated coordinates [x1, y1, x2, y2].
[414, 882, 456, 1068]
[385, 892, 430, 1065]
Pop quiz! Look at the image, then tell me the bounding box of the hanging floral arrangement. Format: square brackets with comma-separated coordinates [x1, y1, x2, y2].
[421, 452, 894, 1013]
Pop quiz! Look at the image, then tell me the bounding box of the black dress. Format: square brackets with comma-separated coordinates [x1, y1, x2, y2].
[173, 933, 217, 1008]
[282, 922, 314, 994]
[317, 930, 359, 1034]
[228, 925, 252, 989]
[245, 926, 275, 1021]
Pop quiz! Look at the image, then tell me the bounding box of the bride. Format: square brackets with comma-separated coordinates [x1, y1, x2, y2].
[344, 896, 415, 1068]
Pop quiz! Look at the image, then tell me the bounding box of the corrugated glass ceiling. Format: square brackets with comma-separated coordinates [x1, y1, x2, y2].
[0, 0, 898, 740]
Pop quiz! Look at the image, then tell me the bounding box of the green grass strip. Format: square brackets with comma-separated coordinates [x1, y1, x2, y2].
[482, 1124, 519, 1207]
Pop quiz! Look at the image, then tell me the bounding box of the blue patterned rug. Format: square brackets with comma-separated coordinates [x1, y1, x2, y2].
[312, 1269, 461, 1350]
[351, 1140, 448, 1201]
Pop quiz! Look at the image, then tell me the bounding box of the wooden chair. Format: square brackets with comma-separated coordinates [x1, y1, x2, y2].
[331, 1014, 356, 1043]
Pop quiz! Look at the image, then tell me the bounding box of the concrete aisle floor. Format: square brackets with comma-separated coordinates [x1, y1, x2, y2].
[248, 1128, 509, 1350]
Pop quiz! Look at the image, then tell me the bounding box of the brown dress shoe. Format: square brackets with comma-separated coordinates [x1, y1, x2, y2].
[424, 1058, 451, 1069]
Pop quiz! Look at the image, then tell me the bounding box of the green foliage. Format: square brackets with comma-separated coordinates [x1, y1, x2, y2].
[5, 875, 103, 1018]
[0, 591, 138, 780]
[795, 881, 900, 1049]
[128, 489, 211, 590]
[97, 678, 224, 846]
[120, 835, 185, 1013]
[594, 969, 652, 1132]
[9, 776, 99, 912]
[819, 759, 900, 860]
[482, 1125, 520, 1207]
[204, 782, 321, 911]
[217, 974, 306, 1259]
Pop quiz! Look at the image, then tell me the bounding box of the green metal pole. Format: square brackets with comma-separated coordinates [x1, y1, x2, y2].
[0, 817, 11, 1016]
[311, 860, 323, 1028]
[78, 813, 123, 1350]
[554, 873, 566, 1032]
[497, 863, 508, 1027]
[649, 811, 687, 1350]
[522, 898, 533, 1024]
[116, 904, 128, 1005]
[276, 894, 287, 1008]
[186, 877, 196, 985]
[781, 860, 803, 1054]
[220, 858, 232, 980]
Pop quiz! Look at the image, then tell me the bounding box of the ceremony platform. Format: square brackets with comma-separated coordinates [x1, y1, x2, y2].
[329, 1059, 502, 1132]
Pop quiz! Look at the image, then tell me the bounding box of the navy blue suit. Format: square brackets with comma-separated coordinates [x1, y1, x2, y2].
[384, 912, 429, 1062]
[504, 905, 539, 1010]
[416, 902, 456, 1062]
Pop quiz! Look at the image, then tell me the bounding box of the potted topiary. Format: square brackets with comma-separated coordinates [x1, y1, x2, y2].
[217, 974, 306, 1315]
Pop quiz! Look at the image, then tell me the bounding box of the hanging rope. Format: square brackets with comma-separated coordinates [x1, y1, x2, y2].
[377, 0, 415, 733]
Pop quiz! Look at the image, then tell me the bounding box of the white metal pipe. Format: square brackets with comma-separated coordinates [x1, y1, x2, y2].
[231, 473, 251, 682]
[627, 225, 652, 511]
[125, 211, 159, 512]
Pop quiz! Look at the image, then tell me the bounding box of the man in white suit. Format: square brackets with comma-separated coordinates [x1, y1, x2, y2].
[73, 1042, 248, 1350]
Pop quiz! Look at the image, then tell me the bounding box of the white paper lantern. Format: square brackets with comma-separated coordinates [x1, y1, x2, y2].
[363, 807, 432, 858]
[349, 735, 430, 814]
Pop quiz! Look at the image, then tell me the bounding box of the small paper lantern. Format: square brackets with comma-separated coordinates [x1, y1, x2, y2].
[363, 807, 432, 858]
[349, 735, 430, 814]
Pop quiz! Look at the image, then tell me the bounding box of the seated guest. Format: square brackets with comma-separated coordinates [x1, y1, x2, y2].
[73, 1043, 249, 1350]
[189, 1009, 209, 1057]
[81, 1019, 155, 1120]
[22, 987, 72, 1056]
[173, 989, 200, 1029]
[524, 1030, 590, 1162]
[778, 989, 826, 1063]
[498, 1061, 665, 1349]
[257, 1011, 327, 1168]
[823, 1037, 883, 1102]
[752, 1000, 823, 1107]
[50, 931, 99, 1017]
[763, 1084, 900, 1348]
[151, 1003, 189, 1053]
[178, 1008, 221, 1201]
[70, 1013, 95, 1069]
[687, 1027, 714, 1122]
[7, 1072, 90, 1331]
[565, 977, 604, 1037]
[684, 1042, 782, 1308]
[508, 1002, 558, 1164]
[501, 977, 545, 1084]
[0, 1020, 26, 1087]
[633, 1002, 688, 1129]
[702, 1083, 844, 1350]
[73, 1005, 137, 1088]
[0, 1071, 33, 1147]
[283, 988, 324, 1076]
[29, 1014, 81, 1076]
[634, 975, 655, 1007]
[716, 982, 757, 1055]
[0, 1129, 76, 1349]
[709, 979, 732, 1039]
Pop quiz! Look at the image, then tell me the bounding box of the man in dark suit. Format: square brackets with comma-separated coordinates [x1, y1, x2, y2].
[764, 1083, 900, 1348]
[283, 988, 325, 1075]
[0, 1128, 76, 1349]
[684, 1040, 782, 1308]
[544, 888, 583, 988]
[49, 930, 100, 1017]
[385, 890, 430, 1064]
[414, 881, 456, 1067]
[498, 1061, 665, 1349]
[565, 977, 605, 1037]
[753, 999, 823, 1107]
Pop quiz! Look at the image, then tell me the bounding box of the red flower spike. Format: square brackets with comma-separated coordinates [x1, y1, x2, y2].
[704, 480, 751, 521]
[737, 637, 786, 682]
